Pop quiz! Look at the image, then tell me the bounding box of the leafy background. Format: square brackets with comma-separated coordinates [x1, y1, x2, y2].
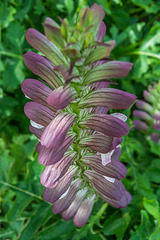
[0, 0, 160, 239]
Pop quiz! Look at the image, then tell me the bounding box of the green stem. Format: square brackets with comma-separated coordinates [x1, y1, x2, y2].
[89, 202, 108, 228]
[126, 51, 160, 59]
[0, 181, 51, 205]
[0, 51, 23, 60]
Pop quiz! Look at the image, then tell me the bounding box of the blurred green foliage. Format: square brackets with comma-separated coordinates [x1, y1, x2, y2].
[0, 0, 160, 239]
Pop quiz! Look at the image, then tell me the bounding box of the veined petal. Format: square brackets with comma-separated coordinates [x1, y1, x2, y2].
[79, 133, 114, 153]
[41, 112, 76, 149]
[79, 88, 136, 109]
[61, 188, 88, 221]
[29, 124, 44, 139]
[83, 61, 133, 85]
[136, 100, 153, 114]
[73, 194, 96, 227]
[21, 79, 53, 108]
[80, 114, 129, 137]
[98, 190, 132, 208]
[91, 81, 110, 90]
[40, 154, 74, 188]
[133, 120, 148, 131]
[23, 52, 63, 88]
[95, 21, 106, 42]
[52, 179, 82, 214]
[85, 170, 125, 200]
[83, 156, 127, 180]
[39, 135, 73, 166]
[24, 102, 55, 127]
[25, 28, 65, 65]
[84, 41, 116, 65]
[133, 110, 152, 121]
[111, 113, 128, 122]
[77, 4, 105, 35]
[43, 166, 77, 203]
[36, 142, 43, 153]
[94, 106, 109, 114]
[44, 17, 65, 48]
[47, 85, 77, 109]
[111, 148, 122, 161]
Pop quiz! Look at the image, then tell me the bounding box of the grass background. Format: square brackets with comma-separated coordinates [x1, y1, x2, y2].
[0, 0, 160, 239]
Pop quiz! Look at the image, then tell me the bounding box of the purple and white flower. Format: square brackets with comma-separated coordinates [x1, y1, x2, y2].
[22, 3, 136, 227]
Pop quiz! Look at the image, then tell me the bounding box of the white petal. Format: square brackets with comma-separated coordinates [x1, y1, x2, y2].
[111, 113, 127, 122]
[30, 120, 44, 129]
[101, 150, 114, 166]
[59, 187, 70, 199]
[104, 176, 115, 183]
[25, 95, 31, 99]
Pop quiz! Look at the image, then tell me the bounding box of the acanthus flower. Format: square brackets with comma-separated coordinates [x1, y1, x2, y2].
[133, 81, 160, 144]
[22, 3, 136, 227]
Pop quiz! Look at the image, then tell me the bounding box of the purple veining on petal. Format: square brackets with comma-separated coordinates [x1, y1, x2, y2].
[79, 88, 136, 109]
[29, 124, 44, 139]
[52, 179, 82, 214]
[61, 188, 88, 221]
[40, 154, 74, 188]
[23, 52, 62, 88]
[79, 133, 114, 153]
[83, 155, 126, 180]
[46, 85, 77, 109]
[85, 170, 125, 200]
[43, 166, 77, 203]
[95, 21, 106, 42]
[39, 135, 74, 165]
[73, 194, 96, 227]
[80, 114, 129, 138]
[24, 102, 55, 127]
[98, 190, 132, 208]
[25, 28, 65, 65]
[21, 79, 53, 108]
[41, 113, 75, 149]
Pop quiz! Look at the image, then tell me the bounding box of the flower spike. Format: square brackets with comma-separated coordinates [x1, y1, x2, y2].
[133, 81, 160, 144]
[22, 3, 136, 227]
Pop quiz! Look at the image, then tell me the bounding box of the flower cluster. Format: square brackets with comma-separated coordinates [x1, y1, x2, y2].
[133, 81, 160, 144]
[22, 4, 136, 227]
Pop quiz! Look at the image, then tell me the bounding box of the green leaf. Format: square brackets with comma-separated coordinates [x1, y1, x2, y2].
[137, 173, 156, 200]
[2, 60, 24, 92]
[102, 212, 131, 240]
[64, 0, 74, 14]
[0, 2, 16, 29]
[145, 159, 160, 183]
[149, 226, 160, 240]
[131, 0, 160, 14]
[34, 220, 75, 240]
[34, 0, 46, 16]
[19, 202, 52, 240]
[5, 22, 25, 51]
[0, 96, 18, 119]
[130, 210, 152, 240]
[6, 192, 33, 222]
[143, 198, 160, 221]
[111, 8, 130, 30]
[148, 139, 160, 157]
